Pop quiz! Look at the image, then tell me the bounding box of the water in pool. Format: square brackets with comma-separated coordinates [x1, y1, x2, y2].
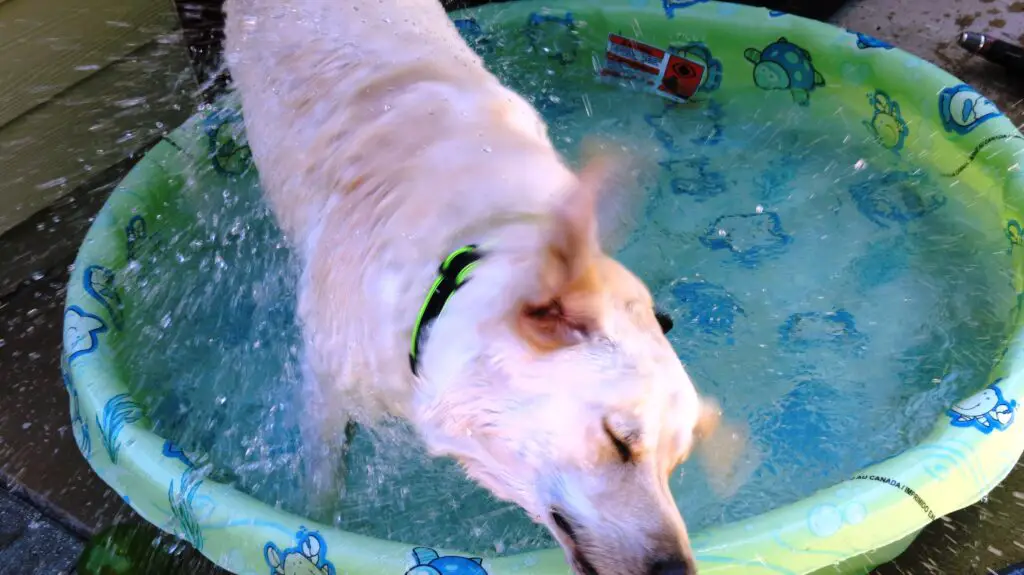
[117, 54, 1015, 556]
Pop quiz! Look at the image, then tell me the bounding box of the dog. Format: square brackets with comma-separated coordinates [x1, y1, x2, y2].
[224, 1, 736, 573]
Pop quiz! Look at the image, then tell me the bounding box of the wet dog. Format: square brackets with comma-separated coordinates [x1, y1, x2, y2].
[224, 1, 736, 572]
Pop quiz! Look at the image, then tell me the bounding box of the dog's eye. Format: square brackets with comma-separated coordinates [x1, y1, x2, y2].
[603, 418, 634, 463]
[655, 309, 674, 334]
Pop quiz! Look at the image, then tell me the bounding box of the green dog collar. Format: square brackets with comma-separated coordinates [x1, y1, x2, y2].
[409, 245, 483, 375]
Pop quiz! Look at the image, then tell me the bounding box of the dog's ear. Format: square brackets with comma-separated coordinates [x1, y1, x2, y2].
[579, 137, 647, 253]
[694, 396, 756, 498]
[514, 157, 611, 352]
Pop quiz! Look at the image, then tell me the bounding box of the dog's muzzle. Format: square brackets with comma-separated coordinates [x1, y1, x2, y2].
[549, 508, 698, 575]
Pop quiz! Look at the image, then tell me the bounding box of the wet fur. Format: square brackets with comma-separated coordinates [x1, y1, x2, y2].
[224, 1, 730, 572]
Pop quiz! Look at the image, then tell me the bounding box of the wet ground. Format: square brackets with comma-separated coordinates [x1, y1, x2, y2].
[0, 0, 1022, 574]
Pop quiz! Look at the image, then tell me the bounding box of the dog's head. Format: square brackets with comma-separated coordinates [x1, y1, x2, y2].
[413, 156, 732, 574]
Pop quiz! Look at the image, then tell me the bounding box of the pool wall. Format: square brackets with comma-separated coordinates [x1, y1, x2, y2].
[63, 1, 1024, 574]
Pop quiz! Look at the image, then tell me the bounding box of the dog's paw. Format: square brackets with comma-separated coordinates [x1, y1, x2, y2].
[300, 450, 349, 518]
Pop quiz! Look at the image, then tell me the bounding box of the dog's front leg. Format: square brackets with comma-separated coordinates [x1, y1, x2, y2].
[298, 354, 356, 518]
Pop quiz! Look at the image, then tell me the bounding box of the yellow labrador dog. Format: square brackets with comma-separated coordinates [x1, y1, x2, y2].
[224, 1, 734, 573]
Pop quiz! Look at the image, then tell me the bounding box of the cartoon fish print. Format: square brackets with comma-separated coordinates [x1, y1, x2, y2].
[64, 306, 108, 363]
[849, 30, 894, 50]
[84, 265, 124, 328]
[663, 0, 711, 18]
[948, 383, 1016, 434]
[938, 84, 1003, 135]
[744, 37, 825, 106]
[405, 547, 488, 575]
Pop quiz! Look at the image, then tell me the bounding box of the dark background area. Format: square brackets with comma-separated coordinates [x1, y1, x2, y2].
[171, 0, 852, 101]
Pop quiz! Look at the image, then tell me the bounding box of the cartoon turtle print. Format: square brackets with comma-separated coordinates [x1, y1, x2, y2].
[699, 211, 793, 266]
[668, 279, 745, 339]
[405, 547, 488, 575]
[864, 90, 909, 152]
[525, 11, 578, 65]
[667, 42, 723, 93]
[744, 38, 825, 106]
[779, 309, 864, 351]
[847, 171, 946, 227]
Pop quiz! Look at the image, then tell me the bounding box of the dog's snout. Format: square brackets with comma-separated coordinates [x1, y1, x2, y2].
[649, 557, 695, 575]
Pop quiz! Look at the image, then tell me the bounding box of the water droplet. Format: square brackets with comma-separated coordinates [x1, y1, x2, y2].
[37, 177, 68, 190]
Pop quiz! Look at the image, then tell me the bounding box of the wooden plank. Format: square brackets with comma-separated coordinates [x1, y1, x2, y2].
[0, 36, 197, 235]
[0, 0, 181, 129]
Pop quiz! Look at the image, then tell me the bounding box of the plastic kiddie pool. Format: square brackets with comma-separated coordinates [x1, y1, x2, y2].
[63, 1, 1024, 573]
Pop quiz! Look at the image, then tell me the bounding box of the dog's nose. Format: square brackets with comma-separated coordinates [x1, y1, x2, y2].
[649, 558, 694, 575]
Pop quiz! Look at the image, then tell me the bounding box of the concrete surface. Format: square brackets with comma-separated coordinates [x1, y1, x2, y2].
[831, 4, 1024, 574]
[0, 485, 82, 575]
[0, 1, 1021, 574]
[833, 0, 1024, 127]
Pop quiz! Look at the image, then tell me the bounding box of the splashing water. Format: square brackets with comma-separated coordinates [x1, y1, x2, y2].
[116, 53, 1015, 557]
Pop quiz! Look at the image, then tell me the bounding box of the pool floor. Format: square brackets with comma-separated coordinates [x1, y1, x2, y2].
[107, 74, 1016, 557]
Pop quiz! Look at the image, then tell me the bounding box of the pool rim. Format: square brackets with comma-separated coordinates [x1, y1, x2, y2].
[62, 1, 1024, 574]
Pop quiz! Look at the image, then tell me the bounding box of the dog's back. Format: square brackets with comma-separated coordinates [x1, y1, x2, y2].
[225, 0, 488, 240]
[224, 0, 577, 415]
